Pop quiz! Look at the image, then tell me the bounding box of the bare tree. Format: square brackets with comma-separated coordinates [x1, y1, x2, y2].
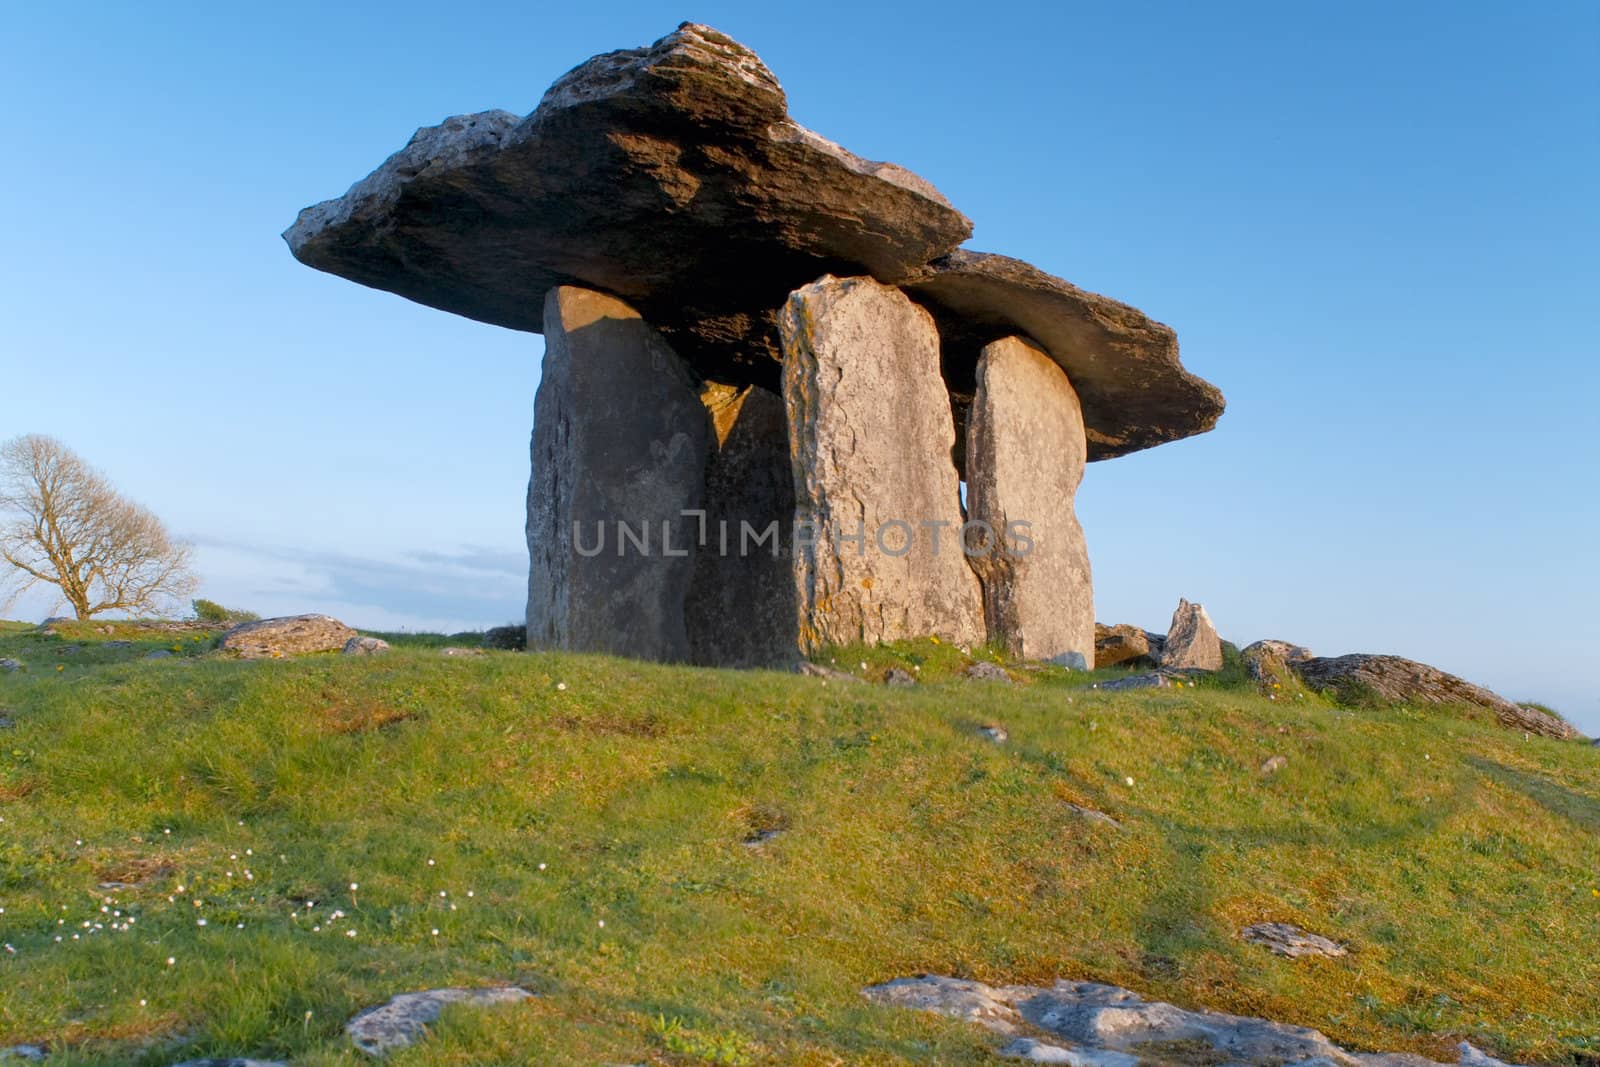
[0, 434, 198, 620]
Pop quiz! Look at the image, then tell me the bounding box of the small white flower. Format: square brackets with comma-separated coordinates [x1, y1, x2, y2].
[346, 929, 357, 938]
[597, 919, 605, 928]
[430, 928, 439, 936]
[556, 682, 567, 691]
[427, 859, 435, 866]
[166, 956, 175, 966]
[538, 863, 547, 871]
[139, 999, 147, 1006]
[1124, 776, 1135, 787]
[349, 882, 359, 891]
[196, 918, 207, 927]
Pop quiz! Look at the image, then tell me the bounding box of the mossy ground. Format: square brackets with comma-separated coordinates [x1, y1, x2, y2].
[0, 622, 1596, 1065]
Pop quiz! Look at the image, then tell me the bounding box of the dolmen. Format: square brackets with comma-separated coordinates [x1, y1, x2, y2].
[284, 23, 1224, 668]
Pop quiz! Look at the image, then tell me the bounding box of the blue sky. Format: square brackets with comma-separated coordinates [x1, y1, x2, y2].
[3, 2, 1597, 730]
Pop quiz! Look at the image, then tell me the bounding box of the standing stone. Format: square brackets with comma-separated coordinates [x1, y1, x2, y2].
[526, 286, 708, 662]
[964, 336, 1093, 664]
[684, 383, 799, 667]
[1159, 598, 1223, 671]
[780, 275, 982, 652]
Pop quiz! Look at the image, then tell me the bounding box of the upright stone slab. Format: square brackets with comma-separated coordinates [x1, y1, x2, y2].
[1159, 598, 1223, 671]
[964, 336, 1094, 663]
[526, 286, 708, 661]
[684, 383, 799, 667]
[780, 275, 983, 652]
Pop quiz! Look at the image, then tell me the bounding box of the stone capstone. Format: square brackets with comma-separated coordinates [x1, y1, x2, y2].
[284, 23, 971, 390]
[901, 251, 1225, 463]
[220, 615, 358, 659]
[345, 987, 534, 1058]
[1158, 599, 1222, 672]
[780, 275, 983, 651]
[525, 286, 709, 662]
[684, 383, 798, 667]
[1296, 654, 1578, 740]
[864, 976, 1527, 1067]
[964, 336, 1093, 664]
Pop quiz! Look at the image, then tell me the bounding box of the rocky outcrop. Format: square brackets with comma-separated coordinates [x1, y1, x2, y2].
[684, 383, 798, 667]
[220, 615, 357, 659]
[864, 975, 1526, 1067]
[901, 251, 1225, 463]
[345, 987, 534, 1057]
[1158, 599, 1222, 672]
[1241, 922, 1346, 958]
[1242, 639, 1311, 691]
[781, 276, 983, 651]
[1297, 654, 1578, 739]
[284, 23, 970, 389]
[1094, 624, 1152, 669]
[525, 286, 708, 662]
[964, 336, 1093, 664]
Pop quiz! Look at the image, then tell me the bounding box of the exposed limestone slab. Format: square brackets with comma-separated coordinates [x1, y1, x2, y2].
[684, 383, 798, 667]
[964, 336, 1093, 664]
[526, 286, 708, 662]
[1296, 654, 1579, 740]
[346, 987, 534, 1057]
[284, 23, 970, 388]
[1094, 624, 1152, 669]
[780, 275, 982, 651]
[1240, 921, 1347, 958]
[901, 251, 1225, 462]
[220, 615, 357, 659]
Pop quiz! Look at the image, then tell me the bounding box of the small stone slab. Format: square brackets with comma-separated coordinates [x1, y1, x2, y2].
[0, 713, 14, 730]
[1241, 921, 1346, 958]
[0, 1046, 45, 1063]
[170, 1059, 288, 1067]
[1065, 803, 1120, 829]
[342, 636, 391, 656]
[883, 667, 917, 688]
[0, 659, 22, 672]
[1092, 672, 1171, 691]
[346, 986, 534, 1058]
[978, 724, 1009, 744]
[1158, 599, 1222, 672]
[900, 251, 1224, 462]
[963, 661, 1012, 684]
[220, 615, 357, 659]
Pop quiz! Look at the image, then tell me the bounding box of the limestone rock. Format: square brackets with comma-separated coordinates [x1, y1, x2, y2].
[964, 336, 1093, 664]
[964, 661, 1012, 684]
[482, 624, 527, 650]
[1296, 654, 1578, 740]
[526, 286, 709, 662]
[883, 667, 917, 688]
[1260, 755, 1289, 775]
[345, 987, 534, 1057]
[900, 251, 1224, 463]
[0, 713, 13, 729]
[0, 1048, 45, 1063]
[144, 649, 173, 660]
[1158, 599, 1222, 672]
[979, 723, 1009, 743]
[1094, 624, 1150, 669]
[220, 615, 357, 659]
[1242, 639, 1311, 691]
[284, 23, 970, 389]
[342, 636, 391, 656]
[1241, 921, 1346, 958]
[1065, 803, 1121, 829]
[685, 383, 798, 666]
[865, 975, 1520, 1067]
[0, 659, 21, 672]
[1093, 672, 1171, 691]
[439, 646, 485, 658]
[781, 275, 983, 651]
[795, 661, 862, 683]
[170, 1060, 288, 1067]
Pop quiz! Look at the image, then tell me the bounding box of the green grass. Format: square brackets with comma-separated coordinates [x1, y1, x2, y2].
[0, 624, 1597, 1065]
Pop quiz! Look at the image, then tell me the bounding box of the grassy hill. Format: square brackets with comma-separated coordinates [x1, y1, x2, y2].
[0, 622, 1596, 1065]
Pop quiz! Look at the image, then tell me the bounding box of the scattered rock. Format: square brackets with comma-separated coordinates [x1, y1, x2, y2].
[795, 661, 862, 683]
[863, 975, 1515, 1067]
[220, 615, 358, 659]
[0, 713, 13, 730]
[105, 640, 133, 649]
[964, 661, 1012, 684]
[0, 659, 21, 672]
[883, 667, 918, 688]
[0, 1046, 45, 1063]
[439, 647, 486, 658]
[526, 285, 708, 663]
[979, 724, 1009, 744]
[781, 275, 983, 652]
[1092, 672, 1171, 691]
[285, 23, 969, 389]
[170, 1059, 288, 1067]
[1241, 640, 1310, 691]
[742, 829, 784, 848]
[342, 636, 391, 656]
[1065, 804, 1120, 829]
[685, 382, 799, 668]
[1046, 650, 1089, 670]
[481, 624, 527, 651]
[1458, 1042, 1522, 1067]
[964, 335, 1094, 664]
[900, 250, 1224, 464]
[1241, 921, 1347, 958]
[1260, 755, 1288, 775]
[144, 649, 173, 660]
[1296, 654, 1579, 740]
[1158, 599, 1222, 672]
[1093, 625, 1151, 669]
[345, 987, 534, 1057]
